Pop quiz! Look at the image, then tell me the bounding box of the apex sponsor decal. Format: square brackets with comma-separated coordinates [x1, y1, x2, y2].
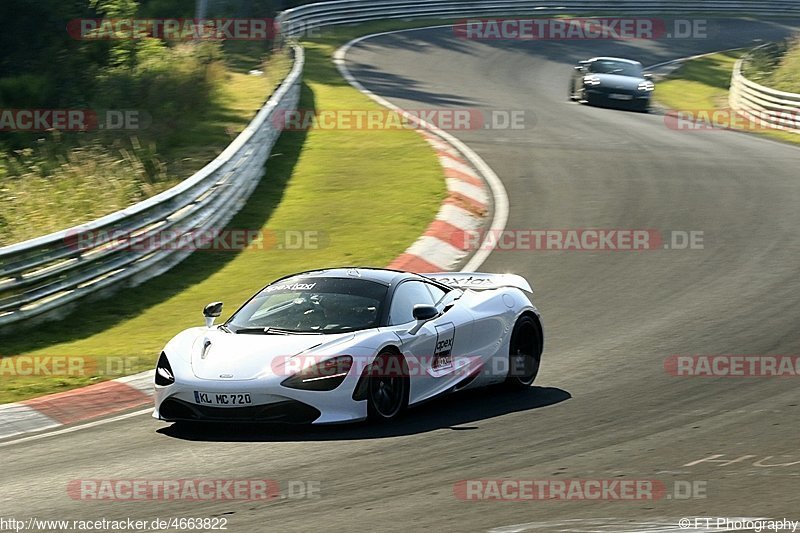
[433, 323, 456, 371]
[665, 355, 800, 377]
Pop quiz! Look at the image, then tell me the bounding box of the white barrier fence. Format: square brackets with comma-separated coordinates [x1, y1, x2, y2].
[2, 0, 797, 329]
[729, 47, 800, 134]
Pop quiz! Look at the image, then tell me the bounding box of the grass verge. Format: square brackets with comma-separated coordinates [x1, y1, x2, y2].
[655, 49, 800, 145]
[0, 24, 447, 403]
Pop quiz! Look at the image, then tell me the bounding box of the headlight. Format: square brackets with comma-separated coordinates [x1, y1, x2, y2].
[583, 75, 601, 86]
[155, 352, 175, 386]
[281, 355, 353, 391]
[638, 81, 655, 92]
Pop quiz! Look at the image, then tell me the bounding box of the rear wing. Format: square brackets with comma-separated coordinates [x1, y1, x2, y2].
[422, 272, 532, 293]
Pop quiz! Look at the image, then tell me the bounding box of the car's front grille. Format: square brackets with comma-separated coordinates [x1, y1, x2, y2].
[159, 398, 321, 424]
[594, 86, 636, 96]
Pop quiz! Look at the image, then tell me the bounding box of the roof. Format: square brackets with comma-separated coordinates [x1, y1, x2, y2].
[589, 57, 642, 65]
[274, 267, 414, 286]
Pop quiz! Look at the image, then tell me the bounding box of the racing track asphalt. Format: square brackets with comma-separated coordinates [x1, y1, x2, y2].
[2, 18, 800, 533]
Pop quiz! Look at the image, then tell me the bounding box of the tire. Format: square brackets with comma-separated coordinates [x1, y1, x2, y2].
[504, 315, 543, 389]
[367, 352, 410, 422]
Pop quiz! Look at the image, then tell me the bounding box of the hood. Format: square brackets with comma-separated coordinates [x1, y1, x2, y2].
[594, 73, 644, 90]
[189, 329, 355, 381]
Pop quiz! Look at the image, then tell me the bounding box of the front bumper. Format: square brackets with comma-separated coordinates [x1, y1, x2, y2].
[153, 373, 368, 425]
[157, 397, 321, 423]
[585, 88, 651, 107]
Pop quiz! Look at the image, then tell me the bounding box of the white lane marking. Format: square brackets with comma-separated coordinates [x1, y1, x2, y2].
[646, 47, 745, 72]
[116, 369, 155, 395]
[0, 404, 60, 440]
[0, 408, 152, 448]
[333, 25, 509, 273]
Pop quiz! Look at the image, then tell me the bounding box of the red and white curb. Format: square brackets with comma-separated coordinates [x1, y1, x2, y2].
[389, 130, 490, 273]
[0, 370, 154, 440]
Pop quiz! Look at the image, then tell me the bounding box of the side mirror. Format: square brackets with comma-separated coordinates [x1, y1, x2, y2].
[413, 304, 438, 321]
[408, 304, 438, 335]
[643, 73, 653, 80]
[574, 65, 584, 71]
[203, 301, 223, 328]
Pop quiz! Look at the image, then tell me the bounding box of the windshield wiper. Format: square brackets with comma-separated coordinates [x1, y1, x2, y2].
[234, 327, 289, 335]
[233, 327, 322, 335]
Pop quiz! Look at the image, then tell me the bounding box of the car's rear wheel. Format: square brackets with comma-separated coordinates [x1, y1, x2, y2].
[505, 315, 542, 389]
[367, 352, 409, 422]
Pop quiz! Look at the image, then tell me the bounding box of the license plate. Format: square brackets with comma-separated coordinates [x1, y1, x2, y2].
[194, 391, 252, 407]
[609, 93, 633, 100]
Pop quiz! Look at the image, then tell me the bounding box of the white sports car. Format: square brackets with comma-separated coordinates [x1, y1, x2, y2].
[153, 268, 543, 424]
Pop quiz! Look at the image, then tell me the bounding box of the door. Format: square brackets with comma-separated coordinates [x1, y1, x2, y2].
[388, 281, 474, 404]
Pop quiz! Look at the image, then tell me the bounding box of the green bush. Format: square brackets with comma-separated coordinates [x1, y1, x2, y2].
[95, 39, 225, 137]
[742, 35, 800, 93]
[769, 36, 800, 93]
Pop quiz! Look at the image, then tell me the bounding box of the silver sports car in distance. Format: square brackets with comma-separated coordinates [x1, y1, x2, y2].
[569, 56, 654, 111]
[153, 268, 543, 424]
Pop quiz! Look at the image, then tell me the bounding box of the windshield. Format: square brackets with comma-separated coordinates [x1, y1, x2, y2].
[226, 277, 387, 334]
[589, 60, 643, 77]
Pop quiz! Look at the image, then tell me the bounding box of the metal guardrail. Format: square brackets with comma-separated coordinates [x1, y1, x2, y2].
[3, 0, 797, 329]
[0, 44, 304, 329]
[278, 0, 800, 36]
[729, 47, 800, 134]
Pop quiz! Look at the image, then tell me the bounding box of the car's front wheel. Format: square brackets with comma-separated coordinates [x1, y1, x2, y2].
[505, 315, 542, 389]
[367, 352, 409, 422]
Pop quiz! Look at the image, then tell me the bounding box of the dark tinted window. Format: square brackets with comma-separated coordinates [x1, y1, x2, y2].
[589, 60, 642, 77]
[228, 277, 387, 333]
[389, 281, 436, 325]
